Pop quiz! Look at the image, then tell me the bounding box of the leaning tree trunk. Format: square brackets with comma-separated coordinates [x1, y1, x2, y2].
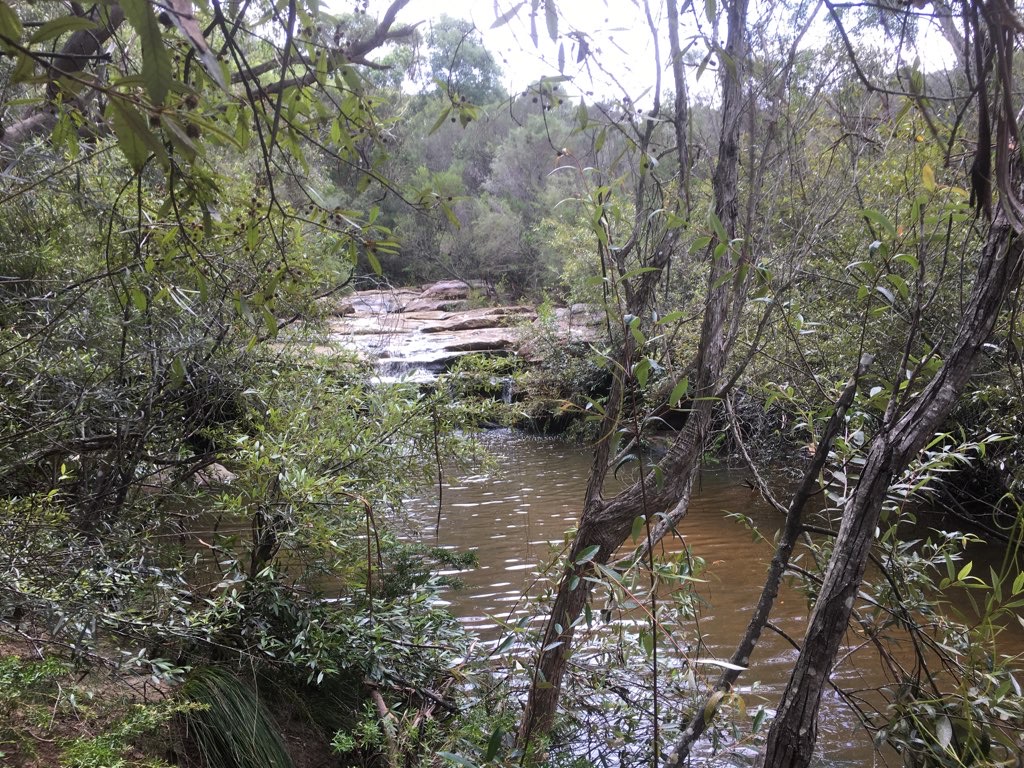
[517, 0, 751, 750]
[760, 172, 1024, 767]
[665, 353, 874, 766]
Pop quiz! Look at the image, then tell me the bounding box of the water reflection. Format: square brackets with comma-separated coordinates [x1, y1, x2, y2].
[404, 429, 1023, 766]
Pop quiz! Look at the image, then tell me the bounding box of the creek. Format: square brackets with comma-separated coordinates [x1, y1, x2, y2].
[332, 286, 1023, 764]
[402, 429, 1024, 767]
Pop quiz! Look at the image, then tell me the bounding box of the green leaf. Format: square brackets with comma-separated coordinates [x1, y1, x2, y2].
[0, 1, 22, 50]
[108, 98, 157, 171]
[129, 287, 147, 312]
[365, 248, 382, 276]
[484, 726, 503, 761]
[859, 208, 896, 239]
[709, 210, 728, 243]
[630, 515, 646, 543]
[612, 452, 638, 478]
[10, 52, 34, 83]
[895, 252, 920, 270]
[957, 561, 973, 581]
[169, 356, 186, 390]
[121, 0, 173, 106]
[752, 707, 766, 733]
[639, 630, 654, 655]
[695, 48, 714, 81]
[340, 64, 363, 94]
[261, 305, 278, 338]
[437, 753, 479, 768]
[689, 235, 712, 254]
[429, 106, 452, 135]
[922, 163, 936, 192]
[576, 100, 588, 129]
[575, 544, 600, 565]
[704, 0, 717, 24]
[29, 15, 97, 44]
[656, 311, 686, 325]
[886, 273, 909, 300]
[595, 563, 623, 584]
[669, 377, 689, 406]
[712, 266, 736, 290]
[703, 690, 726, 725]
[545, 0, 558, 41]
[633, 357, 651, 387]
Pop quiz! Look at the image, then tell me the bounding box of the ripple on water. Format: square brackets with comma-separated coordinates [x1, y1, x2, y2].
[403, 430, 1023, 767]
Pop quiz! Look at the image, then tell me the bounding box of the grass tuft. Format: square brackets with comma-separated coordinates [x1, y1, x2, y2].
[180, 667, 292, 768]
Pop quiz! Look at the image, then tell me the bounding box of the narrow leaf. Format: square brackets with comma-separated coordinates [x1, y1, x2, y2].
[669, 377, 689, 406]
[630, 515, 645, 543]
[129, 287, 147, 312]
[545, 0, 558, 41]
[437, 753, 479, 768]
[108, 99, 155, 171]
[121, 0, 172, 105]
[429, 106, 452, 135]
[0, 0, 22, 49]
[576, 99, 588, 129]
[485, 726, 503, 761]
[859, 208, 897, 239]
[694, 657, 748, 671]
[29, 15, 97, 44]
[703, 690, 726, 725]
[164, 0, 225, 88]
[575, 544, 600, 565]
[491, 2, 525, 28]
[922, 163, 936, 192]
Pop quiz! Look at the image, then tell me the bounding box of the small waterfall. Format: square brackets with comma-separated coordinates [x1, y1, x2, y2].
[328, 286, 537, 386]
[375, 358, 448, 384]
[499, 376, 515, 404]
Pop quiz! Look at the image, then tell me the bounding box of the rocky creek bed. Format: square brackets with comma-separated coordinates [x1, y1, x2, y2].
[324, 280, 603, 383]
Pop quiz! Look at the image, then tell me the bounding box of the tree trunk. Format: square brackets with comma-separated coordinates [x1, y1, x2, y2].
[666, 353, 874, 766]
[0, 5, 125, 151]
[761, 175, 1024, 767]
[517, 0, 751, 751]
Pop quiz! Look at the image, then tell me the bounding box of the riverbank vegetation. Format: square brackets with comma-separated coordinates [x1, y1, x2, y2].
[1, 0, 1024, 766]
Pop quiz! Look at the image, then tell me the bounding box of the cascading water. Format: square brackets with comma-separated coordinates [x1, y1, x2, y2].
[327, 284, 533, 384]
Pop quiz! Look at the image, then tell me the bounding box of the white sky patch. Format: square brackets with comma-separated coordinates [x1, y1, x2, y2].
[350, 0, 957, 106]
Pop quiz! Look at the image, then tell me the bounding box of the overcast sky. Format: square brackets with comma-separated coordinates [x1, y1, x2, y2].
[359, 0, 689, 103]
[356, 1, 956, 105]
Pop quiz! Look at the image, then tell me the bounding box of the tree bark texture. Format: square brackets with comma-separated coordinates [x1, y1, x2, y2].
[1, 5, 126, 151]
[761, 179, 1024, 767]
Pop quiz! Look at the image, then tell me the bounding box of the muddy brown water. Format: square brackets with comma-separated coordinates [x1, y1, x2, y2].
[403, 429, 1024, 767]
